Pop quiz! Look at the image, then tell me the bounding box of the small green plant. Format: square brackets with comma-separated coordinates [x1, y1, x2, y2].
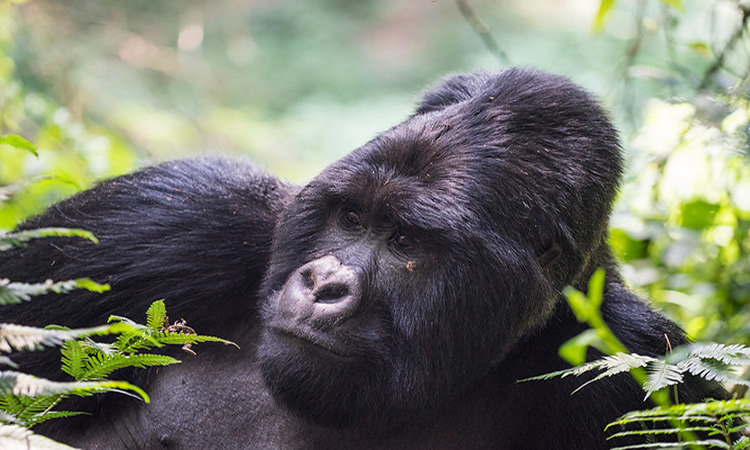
[0, 143, 236, 446]
[0, 299, 236, 429]
[523, 269, 750, 449]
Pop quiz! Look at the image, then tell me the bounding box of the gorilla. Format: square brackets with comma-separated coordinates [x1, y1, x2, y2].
[0, 68, 725, 449]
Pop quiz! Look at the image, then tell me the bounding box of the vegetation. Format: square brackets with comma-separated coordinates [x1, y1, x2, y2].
[0, 196, 234, 446]
[0, 0, 749, 447]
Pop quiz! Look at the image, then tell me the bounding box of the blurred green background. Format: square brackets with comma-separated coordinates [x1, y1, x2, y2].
[1, 0, 749, 345]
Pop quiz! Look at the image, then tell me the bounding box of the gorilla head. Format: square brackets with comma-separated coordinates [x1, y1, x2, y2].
[258, 68, 622, 430]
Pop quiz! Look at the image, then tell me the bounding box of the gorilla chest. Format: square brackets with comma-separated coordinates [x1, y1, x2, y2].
[67, 328, 525, 449]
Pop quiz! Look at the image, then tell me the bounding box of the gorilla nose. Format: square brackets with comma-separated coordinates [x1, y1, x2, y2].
[277, 255, 361, 328]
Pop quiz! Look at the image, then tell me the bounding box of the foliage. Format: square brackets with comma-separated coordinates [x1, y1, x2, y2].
[611, 96, 750, 345]
[0, 185, 234, 442]
[0, 299, 234, 429]
[526, 343, 750, 400]
[526, 272, 750, 449]
[0, 423, 74, 449]
[603, 0, 750, 346]
[607, 400, 750, 449]
[0, 228, 97, 251]
[0, 292, 235, 429]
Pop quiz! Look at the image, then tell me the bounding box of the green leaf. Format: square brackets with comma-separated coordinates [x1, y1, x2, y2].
[608, 399, 750, 425]
[593, 0, 616, 33]
[559, 329, 601, 366]
[678, 200, 719, 230]
[573, 353, 653, 395]
[25, 409, 87, 426]
[0, 424, 74, 449]
[0, 357, 16, 368]
[609, 439, 730, 449]
[0, 278, 110, 305]
[60, 341, 86, 379]
[0, 322, 139, 353]
[0, 371, 149, 402]
[0, 227, 98, 251]
[156, 333, 239, 348]
[81, 354, 179, 381]
[643, 360, 683, 399]
[146, 300, 167, 332]
[688, 42, 712, 58]
[0, 135, 37, 156]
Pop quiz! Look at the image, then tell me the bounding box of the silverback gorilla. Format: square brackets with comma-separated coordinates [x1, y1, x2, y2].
[0, 69, 725, 449]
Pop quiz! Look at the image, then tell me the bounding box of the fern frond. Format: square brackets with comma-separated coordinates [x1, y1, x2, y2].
[643, 360, 684, 399]
[27, 410, 87, 426]
[0, 228, 97, 251]
[609, 439, 730, 449]
[0, 394, 24, 416]
[608, 399, 750, 426]
[521, 353, 654, 388]
[0, 424, 73, 449]
[0, 322, 139, 353]
[608, 425, 718, 438]
[571, 353, 655, 394]
[520, 359, 609, 382]
[0, 134, 37, 156]
[0, 410, 16, 424]
[0, 371, 149, 402]
[155, 333, 238, 348]
[11, 394, 64, 427]
[146, 300, 167, 331]
[678, 357, 750, 387]
[0, 278, 109, 305]
[81, 354, 179, 381]
[0, 357, 16, 368]
[60, 341, 86, 379]
[686, 343, 750, 367]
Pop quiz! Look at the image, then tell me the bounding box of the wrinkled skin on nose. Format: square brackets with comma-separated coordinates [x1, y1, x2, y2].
[275, 255, 361, 331]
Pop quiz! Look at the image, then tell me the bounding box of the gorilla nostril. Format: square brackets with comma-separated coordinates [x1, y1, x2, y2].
[300, 268, 315, 290]
[314, 284, 349, 304]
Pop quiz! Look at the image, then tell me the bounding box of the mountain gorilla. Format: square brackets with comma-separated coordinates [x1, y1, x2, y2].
[1, 69, 725, 449]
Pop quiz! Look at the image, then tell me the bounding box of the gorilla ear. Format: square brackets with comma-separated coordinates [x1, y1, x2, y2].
[414, 72, 491, 115]
[537, 242, 562, 268]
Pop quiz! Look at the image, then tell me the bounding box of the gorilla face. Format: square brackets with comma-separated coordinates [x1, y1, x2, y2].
[258, 69, 622, 430]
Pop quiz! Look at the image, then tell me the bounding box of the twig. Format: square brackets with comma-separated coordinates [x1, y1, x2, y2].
[456, 0, 509, 65]
[699, 5, 750, 90]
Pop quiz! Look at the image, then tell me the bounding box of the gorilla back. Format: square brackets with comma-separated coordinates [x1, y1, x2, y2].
[1, 69, 725, 449]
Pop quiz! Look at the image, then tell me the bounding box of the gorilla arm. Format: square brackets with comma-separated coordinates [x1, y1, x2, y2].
[0, 156, 296, 356]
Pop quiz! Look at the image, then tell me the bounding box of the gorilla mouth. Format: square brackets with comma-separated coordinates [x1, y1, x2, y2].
[270, 326, 356, 360]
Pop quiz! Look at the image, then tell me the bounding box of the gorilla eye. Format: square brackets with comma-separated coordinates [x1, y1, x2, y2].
[391, 232, 414, 252]
[342, 210, 361, 228]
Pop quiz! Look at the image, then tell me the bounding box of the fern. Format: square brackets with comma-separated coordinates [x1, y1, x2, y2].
[0, 228, 98, 251]
[642, 360, 684, 399]
[0, 134, 37, 156]
[78, 353, 179, 381]
[0, 300, 236, 432]
[0, 322, 137, 353]
[606, 400, 750, 449]
[0, 278, 110, 305]
[0, 228, 97, 251]
[524, 343, 750, 400]
[0, 371, 148, 401]
[146, 300, 167, 331]
[0, 424, 74, 449]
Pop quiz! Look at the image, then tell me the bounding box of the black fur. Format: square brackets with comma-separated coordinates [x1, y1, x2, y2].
[0, 68, 726, 449]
